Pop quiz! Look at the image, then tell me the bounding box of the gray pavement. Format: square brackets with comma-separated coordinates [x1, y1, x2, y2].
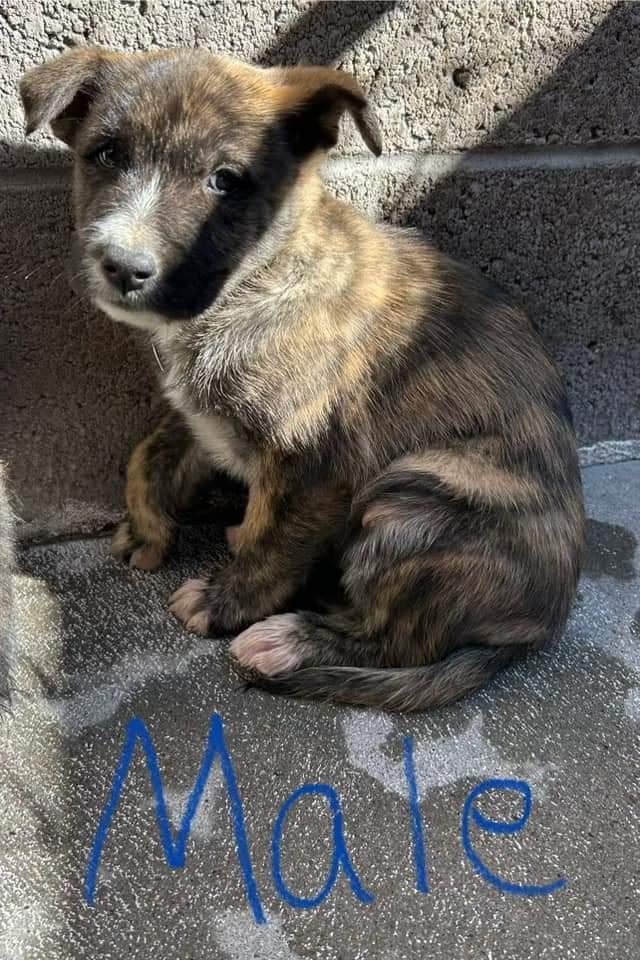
[1, 457, 639, 959]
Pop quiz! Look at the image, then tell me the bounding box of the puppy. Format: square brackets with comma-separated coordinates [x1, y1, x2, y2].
[21, 48, 585, 711]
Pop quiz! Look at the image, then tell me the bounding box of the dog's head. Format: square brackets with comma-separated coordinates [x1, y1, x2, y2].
[20, 47, 381, 327]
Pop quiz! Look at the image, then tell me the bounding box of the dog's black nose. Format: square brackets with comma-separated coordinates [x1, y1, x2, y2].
[101, 245, 157, 294]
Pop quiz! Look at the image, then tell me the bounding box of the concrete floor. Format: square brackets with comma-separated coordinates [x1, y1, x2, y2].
[1, 455, 639, 960]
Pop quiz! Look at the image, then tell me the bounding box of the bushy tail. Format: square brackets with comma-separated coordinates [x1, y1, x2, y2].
[235, 645, 518, 713]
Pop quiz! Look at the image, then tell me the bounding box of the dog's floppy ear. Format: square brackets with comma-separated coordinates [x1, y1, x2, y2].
[273, 66, 382, 157]
[20, 47, 113, 147]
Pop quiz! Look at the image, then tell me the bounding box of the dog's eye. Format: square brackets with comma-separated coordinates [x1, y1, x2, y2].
[206, 168, 240, 196]
[90, 145, 117, 169]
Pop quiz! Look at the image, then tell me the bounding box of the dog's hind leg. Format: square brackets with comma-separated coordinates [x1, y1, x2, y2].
[229, 449, 570, 711]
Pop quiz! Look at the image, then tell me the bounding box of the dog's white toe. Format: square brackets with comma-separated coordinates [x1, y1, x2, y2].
[230, 614, 305, 676]
[169, 578, 210, 632]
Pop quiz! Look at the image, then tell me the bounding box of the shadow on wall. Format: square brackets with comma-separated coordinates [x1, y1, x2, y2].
[256, 0, 399, 66]
[0, 141, 70, 167]
[390, 0, 640, 443]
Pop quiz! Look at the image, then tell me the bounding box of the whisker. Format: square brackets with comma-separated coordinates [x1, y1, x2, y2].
[2, 260, 49, 283]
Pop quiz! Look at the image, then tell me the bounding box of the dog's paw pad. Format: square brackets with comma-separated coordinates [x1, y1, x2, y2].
[230, 614, 305, 676]
[169, 578, 211, 634]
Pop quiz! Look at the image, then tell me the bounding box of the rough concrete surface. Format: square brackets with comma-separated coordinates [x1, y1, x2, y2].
[1, 0, 639, 164]
[0, 182, 159, 531]
[0, 463, 15, 707]
[0, 454, 639, 960]
[3, 156, 640, 531]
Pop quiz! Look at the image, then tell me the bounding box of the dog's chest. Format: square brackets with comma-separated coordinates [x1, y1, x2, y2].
[163, 370, 256, 485]
[186, 409, 256, 483]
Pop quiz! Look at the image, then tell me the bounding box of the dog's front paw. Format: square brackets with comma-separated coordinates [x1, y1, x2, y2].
[169, 566, 280, 636]
[111, 518, 168, 571]
[169, 578, 213, 634]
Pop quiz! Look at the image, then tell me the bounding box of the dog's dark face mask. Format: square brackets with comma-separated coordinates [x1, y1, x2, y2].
[20, 48, 381, 329]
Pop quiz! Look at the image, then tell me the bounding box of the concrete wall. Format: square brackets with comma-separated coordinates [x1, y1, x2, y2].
[1, 1, 639, 536]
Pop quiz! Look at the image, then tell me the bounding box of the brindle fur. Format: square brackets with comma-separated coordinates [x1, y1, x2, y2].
[21, 48, 585, 711]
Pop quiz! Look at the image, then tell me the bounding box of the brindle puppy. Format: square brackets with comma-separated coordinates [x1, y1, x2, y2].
[21, 48, 585, 711]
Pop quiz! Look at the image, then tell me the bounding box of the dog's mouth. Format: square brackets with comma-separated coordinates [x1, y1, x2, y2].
[69, 252, 171, 332]
[93, 286, 172, 334]
[95, 285, 149, 310]
[93, 281, 167, 332]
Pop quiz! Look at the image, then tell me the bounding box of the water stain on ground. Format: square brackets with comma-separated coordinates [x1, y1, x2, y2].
[631, 610, 640, 640]
[583, 518, 637, 581]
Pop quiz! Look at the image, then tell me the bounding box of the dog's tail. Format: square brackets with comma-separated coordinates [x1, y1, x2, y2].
[233, 644, 518, 713]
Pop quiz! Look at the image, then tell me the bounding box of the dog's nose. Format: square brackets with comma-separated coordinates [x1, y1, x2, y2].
[101, 245, 157, 294]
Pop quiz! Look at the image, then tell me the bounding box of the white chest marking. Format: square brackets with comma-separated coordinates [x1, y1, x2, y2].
[183, 410, 256, 484]
[166, 377, 255, 484]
